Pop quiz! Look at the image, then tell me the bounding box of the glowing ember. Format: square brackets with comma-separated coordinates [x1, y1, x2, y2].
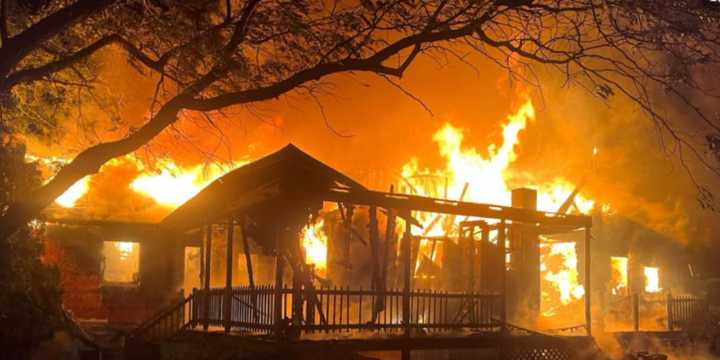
[302, 219, 328, 277]
[644, 266, 661, 293]
[56, 176, 90, 208]
[610, 256, 628, 295]
[540, 241, 585, 317]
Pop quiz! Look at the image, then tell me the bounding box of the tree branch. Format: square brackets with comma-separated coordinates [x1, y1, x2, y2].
[0, 0, 7, 44]
[1, 35, 117, 92]
[0, 0, 116, 79]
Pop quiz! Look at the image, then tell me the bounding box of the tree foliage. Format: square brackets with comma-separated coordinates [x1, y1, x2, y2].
[1, 0, 720, 239]
[0, 138, 62, 357]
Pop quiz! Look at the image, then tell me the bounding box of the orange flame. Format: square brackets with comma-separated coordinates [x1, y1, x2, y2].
[129, 160, 247, 208]
[644, 266, 661, 293]
[400, 99, 594, 235]
[610, 256, 628, 295]
[42, 154, 248, 209]
[114, 241, 136, 261]
[302, 219, 328, 277]
[56, 176, 90, 208]
[540, 241, 585, 317]
[401, 99, 596, 290]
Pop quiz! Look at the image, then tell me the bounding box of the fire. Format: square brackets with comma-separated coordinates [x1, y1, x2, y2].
[610, 256, 628, 295]
[400, 99, 595, 238]
[540, 241, 585, 317]
[115, 241, 135, 261]
[56, 176, 90, 208]
[644, 266, 661, 293]
[400, 99, 596, 286]
[302, 218, 328, 277]
[35, 153, 248, 209]
[129, 160, 246, 208]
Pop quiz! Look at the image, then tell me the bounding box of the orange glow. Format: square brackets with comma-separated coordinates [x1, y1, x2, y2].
[115, 241, 135, 261]
[29, 152, 249, 209]
[644, 266, 661, 293]
[540, 241, 585, 317]
[302, 218, 328, 277]
[610, 256, 628, 295]
[56, 176, 90, 207]
[130, 159, 248, 208]
[400, 99, 595, 239]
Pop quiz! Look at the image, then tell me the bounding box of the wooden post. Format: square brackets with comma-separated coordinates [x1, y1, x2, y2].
[203, 224, 212, 331]
[240, 217, 257, 319]
[480, 224, 489, 292]
[585, 226, 592, 336]
[667, 292, 673, 331]
[383, 188, 396, 286]
[499, 221, 507, 333]
[344, 204, 354, 280]
[224, 217, 234, 333]
[274, 231, 285, 338]
[633, 293, 640, 332]
[402, 222, 411, 337]
[191, 288, 198, 327]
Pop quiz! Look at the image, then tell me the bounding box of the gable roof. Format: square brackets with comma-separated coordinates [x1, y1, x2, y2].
[160, 144, 366, 231]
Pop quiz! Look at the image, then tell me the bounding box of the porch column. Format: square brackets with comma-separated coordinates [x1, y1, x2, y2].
[203, 224, 212, 330]
[274, 230, 285, 337]
[224, 217, 234, 333]
[585, 225, 592, 336]
[402, 222, 411, 337]
[401, 221, 412, 360]
[499, 221, 507, 333]
[240, 217, 257, 320]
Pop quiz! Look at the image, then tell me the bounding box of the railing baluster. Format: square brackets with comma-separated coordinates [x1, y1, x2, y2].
[359, 287, 363, 327]
[346, 288, 350, 332]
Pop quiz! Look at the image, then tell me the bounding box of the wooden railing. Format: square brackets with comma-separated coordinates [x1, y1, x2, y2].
[668, 295, 708, 331]
[128, 294, 195, 342]
[606, 293, 708, 332]
[191, 286, 502, 335]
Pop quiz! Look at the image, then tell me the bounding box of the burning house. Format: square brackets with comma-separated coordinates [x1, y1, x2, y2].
[35, 99, 713, 359]
[110, 143, 596, 359]
[24, 102, 705, 360]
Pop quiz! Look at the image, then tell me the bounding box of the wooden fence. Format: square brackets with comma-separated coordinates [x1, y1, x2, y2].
[191, 285, 502, 335]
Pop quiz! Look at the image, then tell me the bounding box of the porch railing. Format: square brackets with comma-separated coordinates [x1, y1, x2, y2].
[128, 293, 195, 342]
[668, 295, 708, 331]
[606, 293, 708, 332]
[192, 286, 502, 335]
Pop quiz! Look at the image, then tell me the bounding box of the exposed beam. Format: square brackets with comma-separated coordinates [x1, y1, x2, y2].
[323, 189, 591, 228]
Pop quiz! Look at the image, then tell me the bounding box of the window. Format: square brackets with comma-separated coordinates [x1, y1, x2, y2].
[102, 241, 140, 284]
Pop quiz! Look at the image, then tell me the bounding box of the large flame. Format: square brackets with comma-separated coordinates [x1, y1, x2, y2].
[400, 99, 595, 303]
[302, 219, 328, 277]
[129, 160, 246, 208]
[47, 156, 248, 209]
[400, 99, 594, 238]
[540, 241, 585, 317]
[644, 266, 661, 293]
[610, 256, 629, 295]
[56, 176, 90, 208]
